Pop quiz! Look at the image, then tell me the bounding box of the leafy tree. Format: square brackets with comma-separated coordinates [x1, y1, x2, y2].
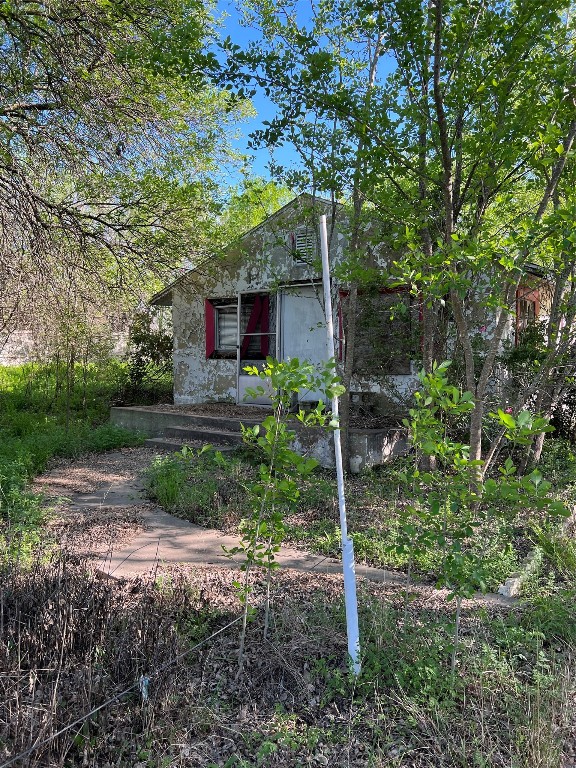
[0, 0, 247, 340]
[398, 361, 567, 672]
[219, 177, 294, 240]
[223, 2, 388, 466]
[222, 0, 576, 467]
[225, 357, 343, 674]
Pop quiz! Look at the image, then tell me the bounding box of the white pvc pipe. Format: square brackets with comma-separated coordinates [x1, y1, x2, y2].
[319, 214, 361, 676]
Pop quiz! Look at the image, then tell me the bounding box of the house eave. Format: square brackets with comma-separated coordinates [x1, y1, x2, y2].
[148, 193, 340, 307]
[150, 285, 174, 306]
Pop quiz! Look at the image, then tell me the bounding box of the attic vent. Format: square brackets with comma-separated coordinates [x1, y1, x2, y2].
[291, 226, 317, 264]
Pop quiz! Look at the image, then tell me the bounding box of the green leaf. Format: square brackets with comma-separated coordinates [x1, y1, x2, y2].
[516, 410, 532, 428]
[529, 469, 543, 487]
[497, 409, 516, 429]
[548, 501, 570, 516]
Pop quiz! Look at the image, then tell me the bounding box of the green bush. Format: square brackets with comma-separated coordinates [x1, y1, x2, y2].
[536, 437, 576, 488]
[144, 444, 532, 590]
[146, 453, 191, 509]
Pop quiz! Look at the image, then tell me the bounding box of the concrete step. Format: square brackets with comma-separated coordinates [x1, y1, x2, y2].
[144, 437, 238, 453]
[165, 425, 246, 445]
[166, 412, 262, 433]
[110, 406, 266, 437]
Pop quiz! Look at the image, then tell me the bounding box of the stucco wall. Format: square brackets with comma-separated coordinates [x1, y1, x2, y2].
[171, 198, 420, 406]
[173, 200, 345, 404]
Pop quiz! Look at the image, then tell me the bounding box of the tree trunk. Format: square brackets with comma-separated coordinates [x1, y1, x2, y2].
[338, 33, 383, 472]
[339, 284, 358, 472]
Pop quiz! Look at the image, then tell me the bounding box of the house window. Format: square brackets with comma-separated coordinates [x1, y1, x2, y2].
[515, 285, 540, 344]
[214, 303, 237, 350]
[205, 298, 237, 358]
[290, 226, 316, 264]
[344, 289, 415, 376]
[518, 299, 536, 331]
[239, 295, 270, 359]
[205, 295, 271, 359]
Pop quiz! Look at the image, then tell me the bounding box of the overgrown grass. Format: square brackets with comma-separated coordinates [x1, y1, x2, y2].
[145, 447, 252, 529]
[1, 555, 573, 767]
[145, 448, 524, 590]
[0, 363, 144, 560]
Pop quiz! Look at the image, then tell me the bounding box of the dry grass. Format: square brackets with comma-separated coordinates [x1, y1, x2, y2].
[1, 557, 574, 768]
[48, 505, 150, 555]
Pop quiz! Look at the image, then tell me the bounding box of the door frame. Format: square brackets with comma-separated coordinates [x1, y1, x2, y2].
[235, 290, 279, 406]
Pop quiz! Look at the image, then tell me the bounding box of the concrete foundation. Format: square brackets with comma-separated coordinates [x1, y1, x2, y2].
[110, 406, 408, 470]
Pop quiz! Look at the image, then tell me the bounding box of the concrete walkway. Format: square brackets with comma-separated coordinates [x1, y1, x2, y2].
[75, 471, 410, 583]
[39, 448, 515, 606]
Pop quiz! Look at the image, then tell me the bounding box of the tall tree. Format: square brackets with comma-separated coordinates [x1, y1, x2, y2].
[0, 0, 246, 341]
[224, 0, 576, 466]
[224, 1, 388, 465]
[219, 177, 294, 240]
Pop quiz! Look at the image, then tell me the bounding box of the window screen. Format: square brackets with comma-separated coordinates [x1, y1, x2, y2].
[351, 291, 414, 376]
[518, 299, 536, 333]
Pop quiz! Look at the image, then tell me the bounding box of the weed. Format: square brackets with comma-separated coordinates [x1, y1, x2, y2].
[0, 363, 144, 562]
[145, 448, 535, 591]
[521, 590, 576, 645]
[537, 437, 576, 488]
[145, 447, 251, 528]
[531, 524, 576, 584]
[2, 552, 573, 768]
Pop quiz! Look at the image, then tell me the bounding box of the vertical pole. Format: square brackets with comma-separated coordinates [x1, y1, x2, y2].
[319, 214, 361, 675]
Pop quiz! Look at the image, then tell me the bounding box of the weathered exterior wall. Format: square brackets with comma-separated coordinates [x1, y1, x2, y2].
[173, 277, 238, 405]
[290, 425, 407, 470]
[172, 198, 347, 405]
[170, 195, 421, 406]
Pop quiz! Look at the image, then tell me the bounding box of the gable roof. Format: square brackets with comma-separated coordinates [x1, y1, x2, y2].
[150, 193, 339, 306]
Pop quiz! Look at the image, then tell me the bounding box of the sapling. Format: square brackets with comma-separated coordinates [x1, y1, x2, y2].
[223, 356, 344, 674]
[399, 361, 569, 675]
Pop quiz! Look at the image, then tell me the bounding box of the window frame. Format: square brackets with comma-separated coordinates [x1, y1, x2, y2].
[214, 302, 238, 352]
[339, 286, 415, 376]
[205, 294, 272, 360]
[205, 297, 238, 359]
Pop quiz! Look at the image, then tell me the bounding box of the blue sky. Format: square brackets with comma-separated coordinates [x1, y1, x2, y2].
[212, 1, 395, 193]
[215, 0, 281, 182]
